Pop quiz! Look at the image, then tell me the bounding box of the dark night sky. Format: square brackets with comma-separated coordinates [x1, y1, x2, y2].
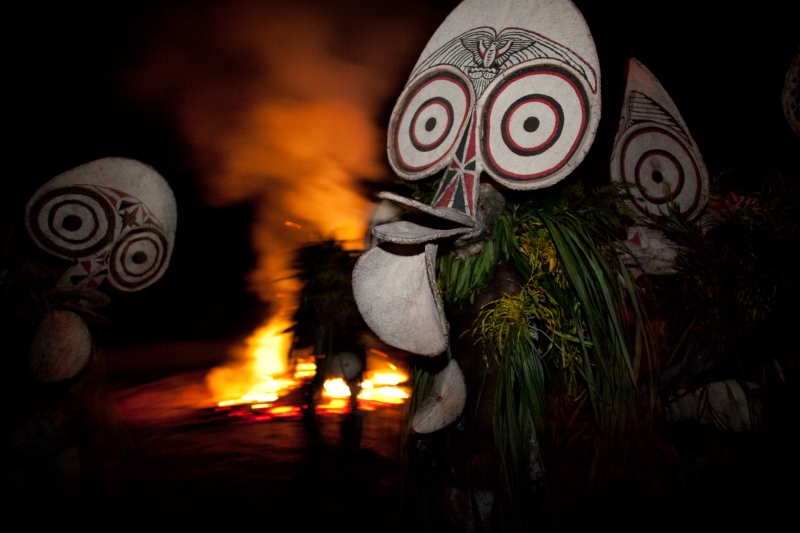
[5, 1, 798, 346]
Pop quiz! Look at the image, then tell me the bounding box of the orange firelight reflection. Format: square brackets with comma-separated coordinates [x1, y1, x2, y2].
[207, 315, 409, 413]
[322, 376, 409, 406]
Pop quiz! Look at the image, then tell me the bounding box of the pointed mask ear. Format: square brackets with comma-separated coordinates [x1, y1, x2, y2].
[611, 59, 709, 220]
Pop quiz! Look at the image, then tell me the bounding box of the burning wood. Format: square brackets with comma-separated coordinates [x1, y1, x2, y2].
[206, 315, 409, 421]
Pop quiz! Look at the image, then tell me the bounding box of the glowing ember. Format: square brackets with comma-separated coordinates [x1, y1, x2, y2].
[315, 398, 349, 414]
[370, 371, 407, 386]
[358, 381, 409, 405]
[358, 357, 411, 405]
[323, 378, 352, 398]
[322, 374, 410, 406]
[269, 406, 296, 415]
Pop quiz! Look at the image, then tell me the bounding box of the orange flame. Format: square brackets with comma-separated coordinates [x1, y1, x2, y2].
[208, 315, 409, 411]
[124, 2, 439, 292]
[206, 315, 296, 404]
[126, 2, 438, 407]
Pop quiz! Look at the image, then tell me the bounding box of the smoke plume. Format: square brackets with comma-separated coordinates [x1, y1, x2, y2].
[127, 0, 446, 303]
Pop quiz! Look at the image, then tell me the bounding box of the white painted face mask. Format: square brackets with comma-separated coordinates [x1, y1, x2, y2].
[24, 157, 177, 382]
[353, 0, 602, 357]
[26, 157, 177, 292]
[611, 59, 710, 278]
[611, 58, 709, 222]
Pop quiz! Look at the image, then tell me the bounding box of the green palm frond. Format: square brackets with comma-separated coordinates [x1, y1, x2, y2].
[425, 183, 652, 526]
[651, 169, 800, 392]
[437, 211, 517, 304]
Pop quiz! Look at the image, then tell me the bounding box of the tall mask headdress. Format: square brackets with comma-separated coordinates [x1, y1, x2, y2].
[353, 0, 601, 356]
[611, 58, 709, 221]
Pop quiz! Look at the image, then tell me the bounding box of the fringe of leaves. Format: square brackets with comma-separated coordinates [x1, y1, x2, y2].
[405, 184, 652, 529]
[650, 169, 800, 393]
[462, 185, 651, 527]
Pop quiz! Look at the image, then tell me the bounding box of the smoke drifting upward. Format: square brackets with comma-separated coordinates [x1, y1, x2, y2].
[127, 0, 447, 303]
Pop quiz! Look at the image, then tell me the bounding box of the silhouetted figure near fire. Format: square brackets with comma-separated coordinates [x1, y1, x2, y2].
[289, 240, 366, 448]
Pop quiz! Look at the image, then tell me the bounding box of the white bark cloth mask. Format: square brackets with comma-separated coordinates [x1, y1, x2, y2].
[25, 157, 177, 292]
[353, 0, 601, 357]
[23, 158, 176, 383]
[610, 58, 709, 221]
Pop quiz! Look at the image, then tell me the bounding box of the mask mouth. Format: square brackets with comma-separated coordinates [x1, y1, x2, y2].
[353, 190, 465, 356]
[352, 242, 449, 357]
[353, 181, 505, 356]
[45, 286, 111, 322]
[378, 192, 476, 227]
[452, 182, 506, 258]
[372, 179, 505, 248]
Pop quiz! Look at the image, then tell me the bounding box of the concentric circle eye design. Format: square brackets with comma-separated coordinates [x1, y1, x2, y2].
[501, 94, 564, 155]
[481, 65, 589, 185]
[390, 68, 473, 177]
[618, 126, 702, 218]
[27, 186, 117, 259]
[635, 149, 684, 203]
[108, 227, 169, 291]
[409, 97, 454, 152]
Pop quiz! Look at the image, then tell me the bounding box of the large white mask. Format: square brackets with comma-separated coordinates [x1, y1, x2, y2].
[26, 157, 177, 292]
[389, 0, 600, 207]
[353, 0, 601, 356]
[23, 158, 177, 382]
[610, 58, 709, 221]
